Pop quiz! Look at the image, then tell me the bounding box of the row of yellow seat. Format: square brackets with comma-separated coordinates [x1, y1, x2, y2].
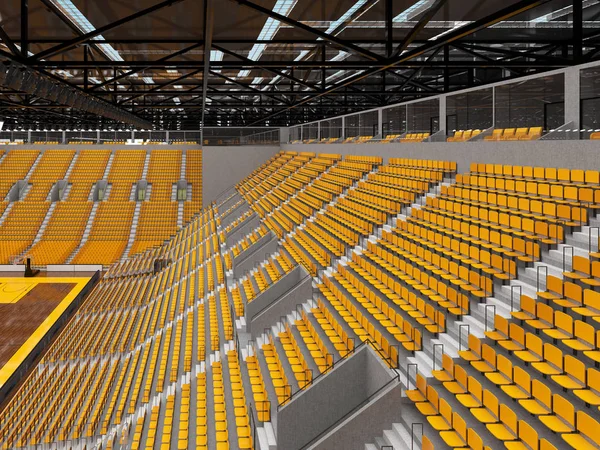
[484, 127, 543, 141]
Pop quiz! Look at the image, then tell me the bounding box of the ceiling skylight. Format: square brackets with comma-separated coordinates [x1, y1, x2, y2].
[238, 0, 298, 78]
[394, 0, 435, 22]
[49, 0, 124, 62]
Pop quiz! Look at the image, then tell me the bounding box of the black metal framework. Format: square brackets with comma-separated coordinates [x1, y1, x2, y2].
[0, 0, 596, 129]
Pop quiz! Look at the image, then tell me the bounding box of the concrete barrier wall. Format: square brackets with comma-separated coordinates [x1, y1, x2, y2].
[46, 264, 104, 272]
[246, 266, 312, 337]
[232, 232, 279, 279]
[224, 214, 261, 248]
[310, 383, 405, 450]
[281, 140, 600, 173]
[277, 346, 398, 450]
[0, 265, 25, 272]
[219, 200, 250, 229]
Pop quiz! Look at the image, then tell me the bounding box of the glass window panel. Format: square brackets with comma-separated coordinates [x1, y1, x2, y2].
[382, 105, 406, 137]
[407, 99, 439, 134]
[320, 118, 342, 141]
[580, 66, 600, 139]
[494, 73, 564, 132]
[447, 88, 493, 132]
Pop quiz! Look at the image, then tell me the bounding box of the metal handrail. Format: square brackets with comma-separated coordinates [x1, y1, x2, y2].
[458, 324, 470, 351]
[484, 304, 496, 332]
[536, 265, 548, 293]
[510, 284, 522, 312]
[277, 338, 401, 409]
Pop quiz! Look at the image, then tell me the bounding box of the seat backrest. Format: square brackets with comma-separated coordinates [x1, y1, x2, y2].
[422, 435, 434, 450]
[540, 439, 558, 450]
[529, 126, 543, 135]
[553, 394, 575, 427]
[452, 412, 467, 441]
[585, 288, 600, 310]
[577, 411, 600, 446]
[499, 404, 518, 435]
[518, 421, 538, 450]
[467, 429, 484, 450]
[564, 355, 585, 382]
[513, 366, 531, 393]
[532, 379, 552, 409]
[516, 127, 529, 135]
[503, 128, 516, 137]
[574, 320, 595, 346]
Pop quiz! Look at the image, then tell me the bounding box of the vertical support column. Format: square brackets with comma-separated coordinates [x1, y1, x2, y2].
[341, 116, 346, 140]
[21, 0, 28, 57]
[573, 0, 583, 64]
[62, 131, 66, 144]
[97, 130, 101, 144]
[83, 45, 89, 91]
[564, 66, 581, 133]
[439, 95, 447, 135]
[385, 0, 393, 58]
[377, 108, 383, 138]
[317, 122, 321, 141]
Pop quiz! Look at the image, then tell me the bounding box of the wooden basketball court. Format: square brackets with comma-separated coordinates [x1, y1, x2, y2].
[0, 277, 92, 391]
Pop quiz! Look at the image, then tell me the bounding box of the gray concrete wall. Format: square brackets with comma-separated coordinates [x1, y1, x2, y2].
[277, 346, 398, 450]
[224, 213, 261, 248]
[219, 200, 250, 229]
[246, 265, 311, 337]
[281, 141, 600, 173]
[310, 383, 404, 450]
[202, 145, 279, 207]
[232, 232, 279, 279]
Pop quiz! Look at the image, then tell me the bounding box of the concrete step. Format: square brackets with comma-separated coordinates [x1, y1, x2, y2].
[0, 203, 14, 227]
[31, 203, 56, 245]
[64, 151, 79, 179]
[141, 151, 151, 179]
[103, 151, 115, 179]
[66, 202, 99, 263]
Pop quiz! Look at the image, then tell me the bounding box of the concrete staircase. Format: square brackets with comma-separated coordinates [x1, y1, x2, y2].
[142, 151, 151, 179]
[365, 423, 412, 450]
[25, 152, 43, 180]
[31, 203, 56, 246]
[104, 151, 115, 178]
[0, 204, 14, 226]
[121, 201, 142, 261]
[64, 151, 79, 179]
[66, 202, 99, 263]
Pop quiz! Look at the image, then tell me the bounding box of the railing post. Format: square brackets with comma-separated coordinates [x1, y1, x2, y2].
[510, 285, 522, 312]
[484, 304, 496, 332]
[458, 324, 470, 351]
[410, 422, 424, 450]
[406, 363, 418, 390]
[562, 246, 574, 272]
[589, 227, 599, 253]
[432, 343, 444, 371]
[536, 265, 548, 293]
